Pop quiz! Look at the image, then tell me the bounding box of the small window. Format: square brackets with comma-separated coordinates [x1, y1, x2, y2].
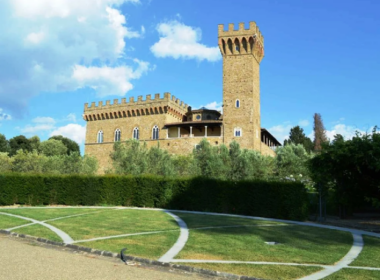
[114, 128, 121, 142]
[234, 128, 242, 137]
[196, 115, 201, 120]
[152, 125, 159, 140]
[236, 99, 240, 108]
[97, 130, 103, 143]
[133, 127, 139, 140]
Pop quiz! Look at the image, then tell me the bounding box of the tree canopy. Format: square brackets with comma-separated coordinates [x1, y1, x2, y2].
[39, 139, 68, 156]
[0, 133, 9, 153]
[284, 126, 313, 153]
[9, 135, 32, 156]
[49, 135, 80, 155]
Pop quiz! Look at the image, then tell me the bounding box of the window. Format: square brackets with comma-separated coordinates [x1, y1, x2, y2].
[97, 130, 103, 143]
[133, 127, 139, 140]
[236, 99, 240, 108]
[114, 128, 121, 142]
[152, 125, 159, 140]
[234, 128, 242, 137]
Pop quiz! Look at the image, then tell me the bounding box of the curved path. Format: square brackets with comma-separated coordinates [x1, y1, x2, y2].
[1, 206, 380, 280]
[0, 212, 74, 244]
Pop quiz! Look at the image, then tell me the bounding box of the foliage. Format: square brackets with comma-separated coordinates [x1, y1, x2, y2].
[0, 152, 13, 173]
[0, 174, 309, 221]
[39, 139, 68, 156]
[110, 140, 148, 175]
[309, 128, 380, 217]
[29, 136, 41, 151]
[9, 135, 32, 156]
[284, 126, 313, 153]
[49, 135, 80, 155]
[0, 133, 10, 153]
[313, 113, 328, 152]
[276, 143, 312, 184]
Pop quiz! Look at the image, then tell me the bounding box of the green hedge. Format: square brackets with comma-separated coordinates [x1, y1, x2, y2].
[0, 173, 309, 221]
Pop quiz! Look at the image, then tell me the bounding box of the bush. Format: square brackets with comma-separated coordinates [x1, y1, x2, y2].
[0, 174, 308, 221]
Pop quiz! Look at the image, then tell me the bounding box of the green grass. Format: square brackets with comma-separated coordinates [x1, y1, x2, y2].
[350, 236, 380, 268]
[77, 231, 180, 259]
[0, 208, 103, 221]
[177, 225, 352, 265]
[186, 263, 322, 280]
[172, 212, 283, 228]
[49, 209, 179, 240]
[325, 268, 380, 279]
[0, 214, 31, 229]
[14, 224, 62, 242]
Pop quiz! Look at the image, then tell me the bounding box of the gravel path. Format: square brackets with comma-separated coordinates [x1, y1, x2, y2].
[0, 236, 203, 280]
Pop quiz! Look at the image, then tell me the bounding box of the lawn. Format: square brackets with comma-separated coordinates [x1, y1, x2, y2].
[1, 207, 379, 280]
[325, 268, 380, 279]
[0, 208, 103, 221]
[49, 209, 178, 240]
[0, 214, 31, 229]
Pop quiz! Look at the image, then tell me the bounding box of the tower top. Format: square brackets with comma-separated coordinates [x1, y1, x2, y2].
[218, 21, 264, 63]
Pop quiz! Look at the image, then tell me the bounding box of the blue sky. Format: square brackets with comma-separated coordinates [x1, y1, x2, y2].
[0, 0, 379, 154]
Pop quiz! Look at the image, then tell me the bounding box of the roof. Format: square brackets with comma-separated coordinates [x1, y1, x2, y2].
[261, 128, 282, 146]
[165, 120, 223, 127]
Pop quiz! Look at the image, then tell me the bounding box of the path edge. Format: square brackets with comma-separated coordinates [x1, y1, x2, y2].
[0, 229, 264, 280]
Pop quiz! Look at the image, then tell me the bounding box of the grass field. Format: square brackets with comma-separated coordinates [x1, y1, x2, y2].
[1, 207, 379, 280]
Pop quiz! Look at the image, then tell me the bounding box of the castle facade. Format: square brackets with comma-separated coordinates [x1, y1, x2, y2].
[83, 21, 281, 173]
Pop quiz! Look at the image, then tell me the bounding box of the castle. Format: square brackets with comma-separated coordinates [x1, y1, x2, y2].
[83, 21, 281, 173]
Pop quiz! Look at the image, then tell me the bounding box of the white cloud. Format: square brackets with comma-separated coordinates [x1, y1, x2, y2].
[200, 101, 223, 112]
[298, 119, 309, 127]
[150, 20, 221, 62]
[325, 124, 369, 141]
[267, 124, 293, 145]
[50, 124, 86, 144]
[72, 59, 151, 97]
[0, 108, 12, 121]
[0, 0, 145, 117]
[19, 116, 56, 134]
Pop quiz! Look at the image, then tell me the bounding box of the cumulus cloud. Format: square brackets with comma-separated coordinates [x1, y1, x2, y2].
[200, 101, 223, 112]
[72, 59, 151, 97]
[267, 124, 293, 145]
[65, 113, 77, 123]
[325, 124, 371, 141]
[0, 0, 146, 117]
[150, 20, 221, 62]
[50, 124, 86, 144]
[18, 117, 56, 134]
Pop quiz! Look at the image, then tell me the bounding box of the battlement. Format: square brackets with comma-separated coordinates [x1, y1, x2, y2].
[84, 92, 188, 112]
[218, 22, 264, 45]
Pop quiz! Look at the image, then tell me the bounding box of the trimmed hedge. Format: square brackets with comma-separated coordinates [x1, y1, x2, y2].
[0, 173, 309, 221]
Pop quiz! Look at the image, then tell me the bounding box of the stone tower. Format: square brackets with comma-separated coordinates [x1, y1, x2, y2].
[218, 22, 264, 150]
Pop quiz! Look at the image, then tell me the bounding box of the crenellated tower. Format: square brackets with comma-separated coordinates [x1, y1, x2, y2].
[218, 22, 264, 150]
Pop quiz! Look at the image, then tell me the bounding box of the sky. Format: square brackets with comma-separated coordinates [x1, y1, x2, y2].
[0, 0, 379, 155]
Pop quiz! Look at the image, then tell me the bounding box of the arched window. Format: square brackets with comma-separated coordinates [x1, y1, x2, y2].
[114, 128, 121, 142]
[152, 125, 159, 140]
[97, 130, 103, 143]
[236, 99, 240, 108]
[234, 127, 242, 137]
[133, 127, 139, 140]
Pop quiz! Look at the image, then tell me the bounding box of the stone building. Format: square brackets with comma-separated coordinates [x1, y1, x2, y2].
[83, 21, 281, 173]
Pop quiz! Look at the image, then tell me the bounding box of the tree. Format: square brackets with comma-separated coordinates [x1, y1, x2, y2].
[192, 139, 225, 179]
[313, 113, 328, 152]
[284, 126, 313, 153]
[110, 140, 148, 175]
[9, 135, 32, 156]
[49, 135, 80, 155]
[29, 136, 41, 151]
[0, 133, 9, 153]
[39, 139, 68, 156]
[309, 127, 380, 218]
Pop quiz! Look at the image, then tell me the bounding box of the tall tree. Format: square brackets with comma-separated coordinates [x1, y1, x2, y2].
[313, 113, 328, 152]
[39, 139, 68, 156]
[29, 136, 41, 151]
[0, 133, 9, 153]
[49, 135, 80, 155]
[9, 135, 32, 156]
[284, 126, 313, 153]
